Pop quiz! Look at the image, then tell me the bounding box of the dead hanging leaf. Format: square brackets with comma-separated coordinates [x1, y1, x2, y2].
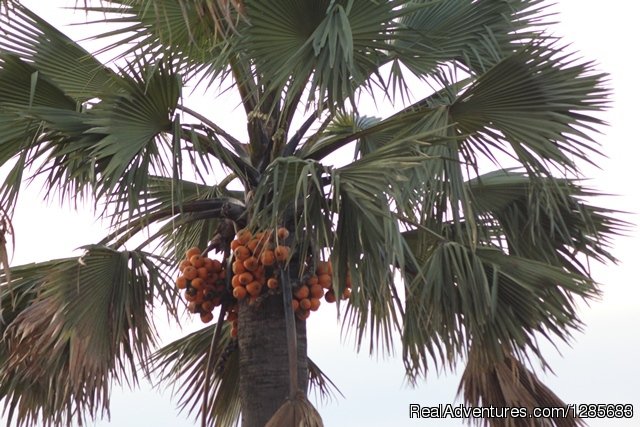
[459, 346, 586, 427]
[265, 391, 324, 427]
[0, 206, 14, 287]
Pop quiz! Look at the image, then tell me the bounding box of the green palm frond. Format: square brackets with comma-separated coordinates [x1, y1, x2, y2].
[402, 238, 599, 380]
[98, 176, 245, 266]
[466, 169, 624, 274]
[390, 0, 550, 77]
[150, 323, 342, 427]
[243, 0, 395, 112]
[400, 167, 625, 383]
[83, 61, 182, 206]
[74, 0, 237, 81]
[0, 54, 183, 214]
[450, 42, 608, 173]
[150, 322, 241, 427]
[0, 53, 80, 212]
[250, 156, 333, 266]
[180, 124, 258, 188]
[0, 3, 119, 101]
[0, 245, 176, 427]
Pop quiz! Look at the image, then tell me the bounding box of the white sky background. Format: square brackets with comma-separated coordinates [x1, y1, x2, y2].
[3, 1, 639, 426]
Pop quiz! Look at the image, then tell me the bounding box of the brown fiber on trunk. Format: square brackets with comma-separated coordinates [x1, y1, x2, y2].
[238, 290, 308, 427]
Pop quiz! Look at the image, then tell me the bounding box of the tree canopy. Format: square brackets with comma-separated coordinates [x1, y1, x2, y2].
[0, 1, 624, 426]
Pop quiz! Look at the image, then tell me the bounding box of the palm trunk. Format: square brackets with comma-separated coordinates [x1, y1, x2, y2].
[237, 287, 308, 427]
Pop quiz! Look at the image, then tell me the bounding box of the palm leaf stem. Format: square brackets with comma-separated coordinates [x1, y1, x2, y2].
[279, 267, 298, 399]
[181, 128, 259, 186]
[303, 109, 426, 160]
[177, 104, 245, 152]
[229, 55, 257, 116]
[100, 199, 240, 249]
[283, 108, 323, 157]
[201, 304, 227, 427]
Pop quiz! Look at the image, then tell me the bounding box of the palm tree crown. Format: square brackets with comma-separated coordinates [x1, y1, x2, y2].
[0, 1, 623, 426]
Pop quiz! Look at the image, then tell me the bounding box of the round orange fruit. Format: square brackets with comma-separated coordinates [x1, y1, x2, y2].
[185, 246, 202, 259]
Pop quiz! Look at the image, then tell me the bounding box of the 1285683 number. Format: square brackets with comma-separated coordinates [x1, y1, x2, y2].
[572, 404, 633, 418]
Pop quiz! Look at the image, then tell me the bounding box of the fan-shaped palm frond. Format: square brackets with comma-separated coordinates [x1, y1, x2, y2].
[0, 245, 176, 427]
[400, 166, 622, 378]
[450, 42, 608, 173]
[390, 0, 550, 77]
[150, 321, 341, 427]
[75, 0, 239, 82]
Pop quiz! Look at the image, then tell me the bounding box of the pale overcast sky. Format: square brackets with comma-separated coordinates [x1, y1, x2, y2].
[3, 1, 639, 426]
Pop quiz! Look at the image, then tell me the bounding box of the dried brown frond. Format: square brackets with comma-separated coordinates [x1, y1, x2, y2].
[265, 391, 324, 427]
[459, 347, 586, 427]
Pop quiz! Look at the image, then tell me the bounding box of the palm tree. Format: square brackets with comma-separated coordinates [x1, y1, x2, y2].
[0, 1, 623, 426]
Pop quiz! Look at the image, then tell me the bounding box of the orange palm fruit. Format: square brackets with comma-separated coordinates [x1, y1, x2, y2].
[310, 284, 324, 299]
[299, 298, 311, 310]
[234, 245, 251, 261]
[267, 277, 279, 289]
[200, 312, 214, 323]
[297, 309, 310, 320]
[274, 245, 290, 262]
[276, 227, 290, 240]
[190, 254, 205, 268]
[232, 260, 246, 275]
[243, 256, 259, 271]
[316, 260, 331, 275]
[231, 274, 242, 288]
[179, 259, 193, 272]
[210, 259, 223, 273]
[233, 286, 247, 300]
[202, 257, 215, 272]
[246, 281, 262, 297]
[238, 272, 254, 286]
[260, 250, 276, 266]
[201, 301, 214, 312]
[236, 228, 252, 245]
[324, 291, 336, 303]
[187, 301, 199, 313]
[318, 274, 332, 289]
[230, 239, 241, 251]
[293, 284, 310, 300]
[309, 297, 321, 311]
[176, 276, 188, 289]
[183, 266, 198, 281]
[230, 326, 238, 338]
[246, 238, 261, 254]
[185, 246, 202, 259]
[253, 269, 266, 285]
[306, 274, 319, 286]
[256, 230, 273, 243]
[342, 288, 352, 299]
[193, 290, 205, 304]
[197, 267, 209, 280]
[291, 299, 300, 312]
[185, 290, 197, 302]
[191, 277, 204, 290]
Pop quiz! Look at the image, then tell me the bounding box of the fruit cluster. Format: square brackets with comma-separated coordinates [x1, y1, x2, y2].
[291, 260, 348, 320]
[229, 227, 290, 302]
[176, 246, 228, 324]
[175, 227, 353, 334]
